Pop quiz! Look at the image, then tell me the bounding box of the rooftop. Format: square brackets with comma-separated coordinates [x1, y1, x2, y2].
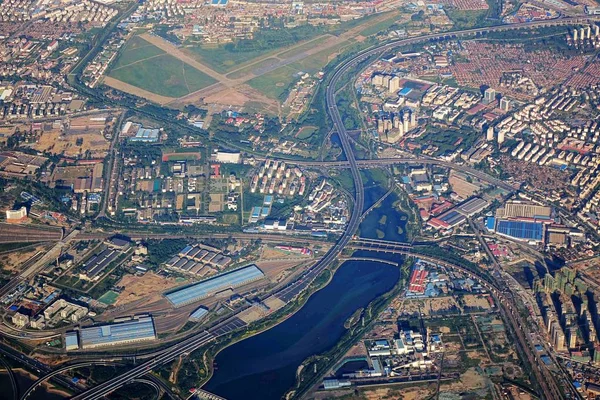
[165, 265, 265, 307]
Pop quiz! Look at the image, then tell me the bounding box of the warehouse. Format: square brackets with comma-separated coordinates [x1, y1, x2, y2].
[79, 316, 156, 349]
[456, 197, 488, 216]
[189, 306, 209, 322]
[165, 265, 265, 307]
[496, 220, 544, 242]
[497, 201, 552, 219]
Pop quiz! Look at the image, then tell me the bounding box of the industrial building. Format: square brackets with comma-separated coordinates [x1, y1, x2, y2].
[497, 201, 552, 220]
[496, 220, 544, 242]
[165, 265, 265, 307]
[129, 127, 159, 143]
[80, 248, 120, 280]
[189, 306, 209, 322]
[65, 331, 79, 351]
[213, 150, 241, 164]
[78, 316, 156, 349]
[456, 197, 489, 216]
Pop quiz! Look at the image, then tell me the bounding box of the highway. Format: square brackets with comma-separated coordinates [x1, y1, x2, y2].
[23, 16, 600, 400]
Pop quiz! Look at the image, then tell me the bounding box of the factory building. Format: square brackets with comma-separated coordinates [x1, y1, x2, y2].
[78, 316, 156, 349]
[165, 265, 265, 307]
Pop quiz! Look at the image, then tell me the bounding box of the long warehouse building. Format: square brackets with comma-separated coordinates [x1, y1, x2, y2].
[165, 265, 265, 307]
[78, 315, 156, 349]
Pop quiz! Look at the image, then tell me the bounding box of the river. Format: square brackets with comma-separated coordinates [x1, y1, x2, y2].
[203, 260, 400, 400]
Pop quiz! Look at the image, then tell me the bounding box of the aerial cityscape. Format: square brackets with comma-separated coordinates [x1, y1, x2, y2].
[1, 0, 600, 399]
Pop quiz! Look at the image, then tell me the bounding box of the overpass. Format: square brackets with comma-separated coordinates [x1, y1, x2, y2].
[43, 17, 594, 400]
[20, 361, 123, 400]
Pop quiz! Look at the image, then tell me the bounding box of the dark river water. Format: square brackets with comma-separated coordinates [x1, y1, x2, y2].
[360, 190, 408, 242]
[203, 260, 400, 400]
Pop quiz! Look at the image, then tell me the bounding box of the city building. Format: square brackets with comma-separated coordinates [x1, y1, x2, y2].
[483, 88, 497, 104]
[5, 206, 27, 223]
[214, 150, 241, 164]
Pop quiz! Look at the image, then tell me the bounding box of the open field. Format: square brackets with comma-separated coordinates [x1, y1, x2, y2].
[114, 272, 185, 306]
[0, 244, 46, 272]
[103, 76, 177, 105]
[184, 44, 277, 75]
[359, 11, 402, 36]
[32, 130, 110, 157]
[247, 38, 356, 100]
[98, 290, 119, 305]
[296, 126, 318, 139]
[102, 11, 408, 111]
[111, 35, 166, 69]
[108, 54, 217, 98]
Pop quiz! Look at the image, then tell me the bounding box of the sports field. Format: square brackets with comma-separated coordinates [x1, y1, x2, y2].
[98, 290, 119, 305]
[107, 36, 217, 98]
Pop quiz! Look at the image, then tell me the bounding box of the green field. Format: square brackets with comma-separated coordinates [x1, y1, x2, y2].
[297, 126, 318, 139]
[108, 53, 217, 98]
[445, 8, 490, 29]
[185, 45, 273, 74]
[111, 36, 166, 69]
[248, 40, 355, 100]
[359, 12, 401, 36]
[98, 290, 119, 305]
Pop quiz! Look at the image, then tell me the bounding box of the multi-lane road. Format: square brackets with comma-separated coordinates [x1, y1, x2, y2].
[20, 16, 600, 400]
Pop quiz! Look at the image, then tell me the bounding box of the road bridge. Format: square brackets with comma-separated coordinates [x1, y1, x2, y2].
[20, 361, 123, 400]
[0, 356, 18, 400]
[195, 388, 227, 400]
[339, 256, 399, 266]
[58, 17, 593, 400]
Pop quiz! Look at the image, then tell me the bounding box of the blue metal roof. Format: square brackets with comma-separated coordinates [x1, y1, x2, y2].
[79, 317, 156, 348]
[189, 307, 209, 321]
[165, 265, 264, 307]
[497, 220, 543, 241]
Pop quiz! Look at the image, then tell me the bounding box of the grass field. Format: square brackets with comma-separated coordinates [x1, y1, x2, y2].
[359, 11, 401, 36]
[248, 40, 356, 100]
[111, 36, 165, 69]
[445, 8, 489, 29]
[98, 290, 119, 305]
[184, 45, 275, 74]
[108, 52, 217, 98]
[297, 126, 318, 139]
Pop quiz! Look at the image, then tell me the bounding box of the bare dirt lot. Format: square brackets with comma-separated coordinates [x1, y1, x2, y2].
[33, 130, 110, 158]
[0, 245, 46, 272]
[114, 272, 185, 306]
[463, 294, 491, 309]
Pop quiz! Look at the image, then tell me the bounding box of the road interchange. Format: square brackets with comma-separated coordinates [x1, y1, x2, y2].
[22, 16, 600, 400]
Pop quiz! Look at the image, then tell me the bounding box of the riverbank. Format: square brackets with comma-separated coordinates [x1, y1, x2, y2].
[173, 261, 340, 393]
[203, 260, 401, 400]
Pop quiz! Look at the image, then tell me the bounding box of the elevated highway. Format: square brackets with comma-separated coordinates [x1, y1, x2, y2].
[29, 17, 596, 400]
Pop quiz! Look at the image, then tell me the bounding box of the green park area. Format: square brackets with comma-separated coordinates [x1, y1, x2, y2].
[108, 36, 217, 98]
